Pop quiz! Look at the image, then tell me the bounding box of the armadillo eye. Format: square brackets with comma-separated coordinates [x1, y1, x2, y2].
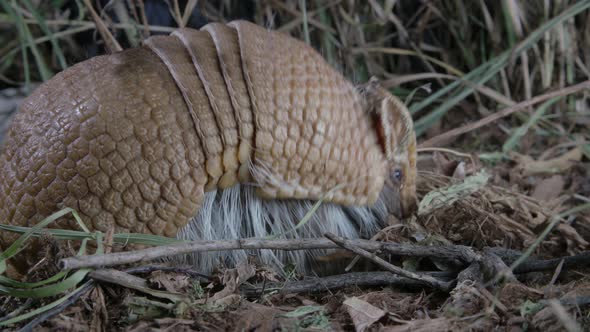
[393, 169, 403, 181]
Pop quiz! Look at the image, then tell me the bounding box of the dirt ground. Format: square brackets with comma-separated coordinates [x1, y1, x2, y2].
[0, 1, 589, 331]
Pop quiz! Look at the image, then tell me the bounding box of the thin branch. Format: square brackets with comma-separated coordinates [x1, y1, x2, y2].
[241, 271, 455, 296]
[89, 269, 188, 302]
[16, 281, 94, 332]
[59, 237, 479, 270]
[124, 265, 210, 281]
[547, 299, 583, 332]
[514, 251, 590, 274]
[58, 238, 590, 281]
[81, 0, 122, 53]
[324, 233, 454, 292]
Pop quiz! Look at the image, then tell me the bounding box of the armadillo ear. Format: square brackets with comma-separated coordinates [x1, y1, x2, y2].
[375, 97, 394, 160]
[360, 77, 414, 161]
[382, 91, 414, 154]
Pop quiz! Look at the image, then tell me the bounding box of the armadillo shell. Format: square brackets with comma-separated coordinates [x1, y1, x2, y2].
[229, 21, 386, 204]
[0, 46, 207, 246]
[0, 20, 386, 248]
[172, 29, 240, 190]
[202, 23, 255, 183]
[143, 35, 225, 190]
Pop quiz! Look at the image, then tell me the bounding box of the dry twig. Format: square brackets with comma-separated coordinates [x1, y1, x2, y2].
[59, 238, 590, 280]
[81, 0, 122, 52]
[89, 269, 188, 302]
[59, 237, 480, 270]
[242, 271, 455, 296]
[324, 233, 454, 291]
[16, 281, 94, 332]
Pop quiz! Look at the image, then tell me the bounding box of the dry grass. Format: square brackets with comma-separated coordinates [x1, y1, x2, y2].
[0, 0, 589, 331]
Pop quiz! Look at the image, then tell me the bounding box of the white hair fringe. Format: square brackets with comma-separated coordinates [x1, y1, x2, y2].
[172, 184, 391, 276]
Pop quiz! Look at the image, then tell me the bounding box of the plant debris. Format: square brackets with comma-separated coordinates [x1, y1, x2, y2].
[1, 1, 590, 331]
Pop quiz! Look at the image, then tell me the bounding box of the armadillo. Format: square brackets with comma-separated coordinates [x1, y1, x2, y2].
[0, 20, 417, 274]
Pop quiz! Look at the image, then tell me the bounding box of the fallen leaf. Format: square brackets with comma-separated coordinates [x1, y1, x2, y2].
[214, 293, 242, 307]
[359, 290, 428, 320]
[452, 161, 466, 180]
[258, 266, 281, 283]
[281, 305, 324, 318]
[149, 271, 191, 293]
[557, 223, 589, 253]
[153, 318, 195, 327]
[235, 262, 256, 284]
[434, 151, 459, 176]
[498, 282, 544, 309]
[531, 175, 565, 201]
[418, 171, 490, 216]
[343, 297, 385, 332]
[89, 286, 108, 332]
[512, 147, 582, 176]
[234, 302, 295, 331]
[380, 317, 453, 332]
[211, 263, 256, 302]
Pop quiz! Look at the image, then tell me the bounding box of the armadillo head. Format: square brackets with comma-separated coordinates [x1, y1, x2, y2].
[360, 78, 418, 219]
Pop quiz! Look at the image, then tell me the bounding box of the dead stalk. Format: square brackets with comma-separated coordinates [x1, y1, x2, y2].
[59, 237, 479, 270]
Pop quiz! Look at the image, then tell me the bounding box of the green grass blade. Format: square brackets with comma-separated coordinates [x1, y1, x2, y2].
[21, 0, 67, 70]
[0, 223, 186, 246]
[266, 184, 344, 239]
[0, 269, 89, 298]
[2, 0, 53, 81]
[0, 236, 89, 289]
[0, 271, 68, 289]
[409, 1, 590, 135]
[502, 97, 561, 153]
[113, 233, 185, 246]
[70, 209, 90, 233]
[0, 208, 78, 264]
[0, 281, 91, 327]
[408, 56, 492, 115]
[94, 231, 104, 255]
[582, 143, 590, 160]
[299, 0, 311, 45]
[413, 55, 508, 135]
[112, 0, 140, 47]
[266, 195, 324, 240]
[493, 202, 590, 284]
[318, 7, 335, 67]
[0, 0, 31, 90]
